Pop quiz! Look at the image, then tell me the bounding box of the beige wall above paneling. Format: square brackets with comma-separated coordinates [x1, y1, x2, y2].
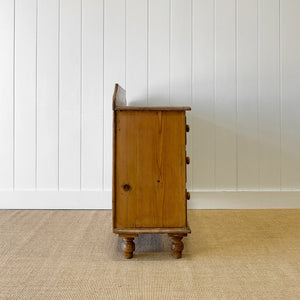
[0, 0, 300, 208]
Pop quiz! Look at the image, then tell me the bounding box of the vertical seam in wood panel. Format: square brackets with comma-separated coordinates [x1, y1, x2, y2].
[80, 0, 83, 190]
[147, 0, 149, 104]
[213, 0, 216, 189]
[256, 0, 261, 190]
[102, 0, 105, 191]
[35, 0, 38, 190]
[13, 0, 16, 191]
[100, 0, 103, 191]
[58, 0, 61, 191]
[169, 0, 171, 105]
[279, 0, 282, 190]
[235, 0, 239, 191]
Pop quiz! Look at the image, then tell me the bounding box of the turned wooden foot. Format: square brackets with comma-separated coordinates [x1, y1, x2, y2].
[168, 234, 186, 259]
[121, 237, 135, 258]
[119, 234, 138, 259]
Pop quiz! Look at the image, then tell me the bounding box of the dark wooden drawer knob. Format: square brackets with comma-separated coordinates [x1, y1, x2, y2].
[122, 184, 131, 191]
[186, 157, 190, 164]
[186, 192, 190, 200]
[186, 124, 190, 132]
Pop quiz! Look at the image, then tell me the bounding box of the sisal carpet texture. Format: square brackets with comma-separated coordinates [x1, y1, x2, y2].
[0, 209, 299, 299]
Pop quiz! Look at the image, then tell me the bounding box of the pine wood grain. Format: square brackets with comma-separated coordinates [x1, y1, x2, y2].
[114, 110, 187, 228]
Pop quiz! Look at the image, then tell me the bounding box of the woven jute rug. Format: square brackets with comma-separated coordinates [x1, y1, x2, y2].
[0, 209, 299, 299]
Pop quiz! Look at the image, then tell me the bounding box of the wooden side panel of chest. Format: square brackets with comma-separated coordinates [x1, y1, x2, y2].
[114, 110, 186, 229]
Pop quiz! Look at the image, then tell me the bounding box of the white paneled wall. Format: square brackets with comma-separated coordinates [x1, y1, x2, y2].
[37, 0, 59, 190]
[0, 0, 300, 208]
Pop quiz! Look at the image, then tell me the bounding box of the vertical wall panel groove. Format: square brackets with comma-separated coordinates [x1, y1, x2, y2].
[148, 0, 170, 105]
[235, 0, 238, 190]
[279, 0, 282, 190]
[213, 0, 216, 189]
[0, 0, 14, 190]
[80, 0, 82, 190]
[14, 0, 37, 190]
[170, 0, 192, 106]
[37, 0, 59, 190]
[257, 0, 260, 189]
[192, 0, 215, 190]
[35, 0, 38, 190]
[81, 0, 103, 190]
[169, 0, 171, 105]
[126, 0, 147, 106]
[57, 0, 60, 190]
[13, 0, 15, 190]
[170, 0, 192, 188]
[103, 0, 125, 190]
[281, 0, 300, 189]
[258, 0, 280, 190]
[236, 0, 259, 190]
[146, 0, 149, 104]
[59, 0, 81, 190]
[102, 0, 105, 190]
[215, 0, 237, 190]
[190, 0, 193, 189]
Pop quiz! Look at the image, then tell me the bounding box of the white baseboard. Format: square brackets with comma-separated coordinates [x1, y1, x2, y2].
[0, 191, 299, 209]
[188, 191, 300, 209]
[0, 191, 111, 209]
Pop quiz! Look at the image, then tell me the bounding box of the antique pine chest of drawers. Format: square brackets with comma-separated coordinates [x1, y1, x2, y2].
[112, 84, 191, 258]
